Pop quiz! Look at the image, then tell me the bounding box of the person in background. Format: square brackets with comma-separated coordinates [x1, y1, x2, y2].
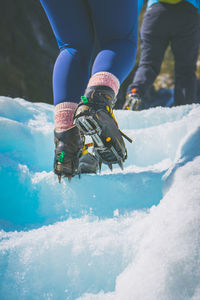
[40, 0, 138, 181]
[123, 0, 200, 111]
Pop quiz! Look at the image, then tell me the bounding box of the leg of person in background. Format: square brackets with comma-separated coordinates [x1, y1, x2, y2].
[171, 2, 199, 106]
[123, 3, 169, 110]
[74, 0, 138, 170]
[40, 0, 99, 181]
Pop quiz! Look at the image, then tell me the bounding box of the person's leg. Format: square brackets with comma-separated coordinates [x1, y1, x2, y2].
[40, 0, 94, 106]
[87, 0, 138, 97]
[40, 0, 94, 131]
[171, 2, 199, 105]
[74, 0, 138, 167]
[40, 0, 97, 179]
[129, 3, 169, 100]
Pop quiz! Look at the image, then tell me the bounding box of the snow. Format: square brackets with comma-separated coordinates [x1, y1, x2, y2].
[0, 96, 200, 300]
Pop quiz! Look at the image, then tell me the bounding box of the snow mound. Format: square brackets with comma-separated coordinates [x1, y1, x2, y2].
[0, 96, 200, 300]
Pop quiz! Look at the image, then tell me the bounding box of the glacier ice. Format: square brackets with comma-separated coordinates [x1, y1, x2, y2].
[0, 96, 200, 300]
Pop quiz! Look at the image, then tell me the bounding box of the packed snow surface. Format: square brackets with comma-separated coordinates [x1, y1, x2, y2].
[0, 96, 200, 300]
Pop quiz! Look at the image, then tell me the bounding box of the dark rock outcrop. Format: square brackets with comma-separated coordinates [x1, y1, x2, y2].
[0, 0, 57, 103]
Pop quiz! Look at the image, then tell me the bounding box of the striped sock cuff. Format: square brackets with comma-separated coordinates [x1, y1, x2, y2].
[87, 72, 120, 95]
[54, 102, 78, 132]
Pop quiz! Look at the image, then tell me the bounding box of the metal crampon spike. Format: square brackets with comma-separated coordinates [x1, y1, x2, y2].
[108, 163, 113, 171]
[58, 175, 62, 183]
[67, 175, 72, 183]
[118, 160, 124, 170]
[77, 168, 81, 179]
[98, 161, 102, 172]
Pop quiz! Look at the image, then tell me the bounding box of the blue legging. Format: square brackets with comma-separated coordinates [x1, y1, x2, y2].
[40, 0, 138, 105]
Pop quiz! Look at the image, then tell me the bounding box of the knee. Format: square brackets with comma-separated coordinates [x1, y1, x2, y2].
[59, 44, 93, 66]
[175, 64, 197, 79]
[57, 36, 94, 62]
[60, 46, 82, 59]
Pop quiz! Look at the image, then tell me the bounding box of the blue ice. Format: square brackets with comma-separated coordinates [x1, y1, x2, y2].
[0, 96, 200, 300]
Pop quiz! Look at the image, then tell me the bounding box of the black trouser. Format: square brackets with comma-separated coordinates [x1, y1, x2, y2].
[129, 1, 199, 105]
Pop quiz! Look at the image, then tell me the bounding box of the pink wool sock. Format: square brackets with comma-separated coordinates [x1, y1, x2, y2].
[87, 72, 120, 95]
[54, 102, 78, 132]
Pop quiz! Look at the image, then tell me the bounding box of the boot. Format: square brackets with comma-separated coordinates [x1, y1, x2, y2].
[54, 126, 99, 182]
[123, 88, 143, 110]
[74, 85, 131, 170]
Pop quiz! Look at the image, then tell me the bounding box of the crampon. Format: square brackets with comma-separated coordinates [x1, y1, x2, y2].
[54, 126, 99, 183]
[74, 86, 133, 171]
